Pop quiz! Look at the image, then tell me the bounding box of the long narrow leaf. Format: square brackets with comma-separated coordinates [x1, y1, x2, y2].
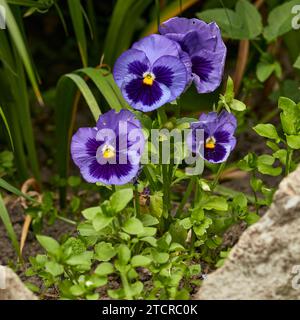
[65, 73, 101, 121]
[0, 193, 20, 259]
[104, 0, 136, 66]
[67, 0, 88, 67]
[0, 177, 35, 202]
[0, 0, 43, 105]
[0, 106, 14, 150]
[77, 68, 122, 111]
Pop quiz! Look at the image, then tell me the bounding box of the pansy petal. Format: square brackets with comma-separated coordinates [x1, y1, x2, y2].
[113, 49, 150, 87]
[215, 110, 237, 135]
[204, 143, 231, 164]
[152, 55, 187, 101]
[132, 34, 181, 65]
[159, 17, 207, 39]
[181, 30, 218, 55]
[96, 109, 141, 131]
[121, 77, 171, 112]
[191, 49, 226, 93]
[71, 127, 99, 168]
[82, 160, 140, 185]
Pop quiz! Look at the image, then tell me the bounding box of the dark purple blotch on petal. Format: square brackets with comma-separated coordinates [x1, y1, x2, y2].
[125, 78, 163, 107]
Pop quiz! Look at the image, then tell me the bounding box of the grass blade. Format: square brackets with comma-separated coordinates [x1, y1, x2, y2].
[0, 193, 21, 259]
[104, 0, 136, 66]
[67, 0, 88, 67]
[65, 73, 101, 121]
[0, 177, 35, 202]
[0, 0, 43, 105]
[77, 68, 123, 111]
[0, 106, 14, 151]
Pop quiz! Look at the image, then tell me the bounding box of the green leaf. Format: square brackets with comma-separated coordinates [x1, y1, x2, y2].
[0, 1, 43, 105]
[37, 235, 61, 257]
[149, 192, 163, 218]
[256, 62, 275, 82]
[94, 242, 116, 261]
[110, 188, 133, 213]
[224, 76, 234, 101]
[245, 212, 260, 225]
[230, 99, 246, 111]
[0, 193, 20, 258]
[118, 244, 131, 265]
[86, 293, 100, 300]
[95, 262, 114, 276]
[294, 55, 300, 70]
[45, 261, 64, 277]
[257, 155, 282, 176]
[104, 0, 152, 66]
[0, 106, 14, 150]
[122, 217, 144, 235]
[286, 134, 300, 149]
[78, 68, 124, 111]
[180, 217, 192, 229]
[273, 149, 287, 165]
[202, 196, 228, 211]
[193, 218, 212, 237]
[233, 193, 248, 208]
[131, 255, 152, 267]
[82, 206, 100, 220]
[67, 0, 88, 67]
[151, 250, 169, 264]
[0, 178, 35, 202]
[140, 236, 157, 247]
[66, 251, 93, 266]
[197, 0, 262, 39]
[92, 211, 113, 231]
[65, 73, 101, 121]
[140, 214, 159, 226]
[70, 284, 85, 296]
[253, 124, 280, 141]
[264, 0, 300, 42]
[235, 0, 262, 39]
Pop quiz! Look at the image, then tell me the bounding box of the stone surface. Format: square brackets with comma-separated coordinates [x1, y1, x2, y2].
[0, 266, 37, 300]
[195, 166, 300, 300]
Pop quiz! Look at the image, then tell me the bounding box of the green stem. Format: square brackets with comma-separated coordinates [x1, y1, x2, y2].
[211, 162, 226, 190]
[57, 215, 77, 225]
[285, 147, 293, 176]
[175, 176, 196, 218]
[215, 185, 257, 204]
[134, 185, 140, 217]
[251, 172, 259, 215]
[157, 107, 167, 126]
[120, 273, 133, 300]
[143, 166, 156, 191]
[162, 163, 170, 216]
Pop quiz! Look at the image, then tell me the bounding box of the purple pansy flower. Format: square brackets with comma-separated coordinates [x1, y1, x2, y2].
[188, 111, 237, 163]
[113, 34, 188, 112]
[159, 17, 227, 94]
[71, 109, 145, 185]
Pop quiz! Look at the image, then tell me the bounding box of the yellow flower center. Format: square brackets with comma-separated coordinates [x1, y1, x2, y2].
[102, 145, 115, 159]
[205, 136, 216, 149]
[143, 72, 155, 86]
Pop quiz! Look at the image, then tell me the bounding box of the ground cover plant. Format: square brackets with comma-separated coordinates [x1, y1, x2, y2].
[0, 0, 300, 300]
